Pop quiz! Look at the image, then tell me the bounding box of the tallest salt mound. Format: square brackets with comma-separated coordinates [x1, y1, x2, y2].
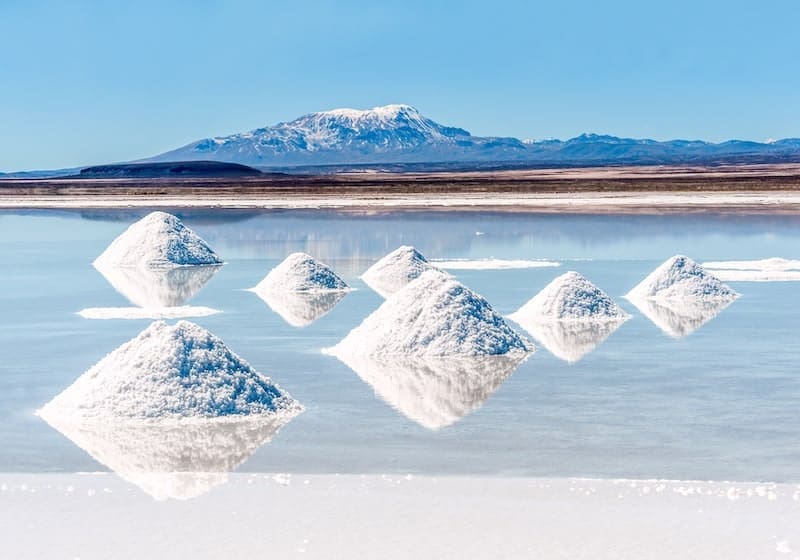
[324, 271, 533, 429]
[94, 211, 223, 268]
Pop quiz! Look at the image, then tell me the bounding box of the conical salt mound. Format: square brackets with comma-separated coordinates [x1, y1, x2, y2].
[253, 252, 349, 293]
[626, 255, 739, 302]
[39, 320, 301, 420]
[361, 245, 439, 297]
[509, 271, 630, 323]
[325, 270, 532, 358]
[94, 211, 223, 268]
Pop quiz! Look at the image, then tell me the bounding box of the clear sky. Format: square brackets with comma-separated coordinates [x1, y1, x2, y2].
[2, 0, 799, 170]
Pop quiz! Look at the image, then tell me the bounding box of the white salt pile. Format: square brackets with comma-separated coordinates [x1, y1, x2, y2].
[39, 320, 301, 420]
[334, 352, 527, 430]
[625, 255, 739, 302]
[252, 252, 349, 293]
[510, 271, 629, 323]
[94, 211, 223, 268]
[625, 255, 738, 338]
[325, 270, 532, 358]
[40, 414, 293, 501]
[508, 271, 628, 363]
[254, 290, 347, 328]
[361, 245, 439, 297]
[702, 257, 800, 282]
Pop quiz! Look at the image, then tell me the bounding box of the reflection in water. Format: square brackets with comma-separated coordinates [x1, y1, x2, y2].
[40, 414, 295, 500]
[252, 289, 347, 327]
[515, 319, 626, 363]
[94, 263, 221, 307]
[331, 352, 529, 430]
[628, 297, 735, 339]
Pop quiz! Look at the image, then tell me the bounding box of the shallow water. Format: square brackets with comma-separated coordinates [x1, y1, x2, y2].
[2, 210, 800, 482]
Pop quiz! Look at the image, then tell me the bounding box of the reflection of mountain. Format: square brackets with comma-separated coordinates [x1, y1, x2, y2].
[94, 263, 221, 307]
[252, 289, 347, 327]
[628, 297, 734, 339]
[331, 352, 529, 430]
[515, 319, 626, 363]
[40, 414, 295, 500]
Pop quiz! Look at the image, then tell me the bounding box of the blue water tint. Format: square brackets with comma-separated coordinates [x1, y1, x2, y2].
[1, 210, 799, 481]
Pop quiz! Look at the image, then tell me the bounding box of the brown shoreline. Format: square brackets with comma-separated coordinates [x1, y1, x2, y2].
[4, 163, 800, 214]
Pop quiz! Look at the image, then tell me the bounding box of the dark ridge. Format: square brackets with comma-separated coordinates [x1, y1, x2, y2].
[78, 160, 266, 178]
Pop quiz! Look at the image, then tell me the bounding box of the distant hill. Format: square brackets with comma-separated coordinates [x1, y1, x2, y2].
[77, 161, 264, 178]
[143, 104, 800, 168]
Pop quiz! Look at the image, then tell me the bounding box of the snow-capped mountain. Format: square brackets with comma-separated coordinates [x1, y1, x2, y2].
[147, 104, 528, 166]
[142, 103, 800, 169]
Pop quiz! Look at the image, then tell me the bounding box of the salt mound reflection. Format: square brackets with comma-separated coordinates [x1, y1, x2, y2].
[515, 319, 626, 363]
[94, 262, 221, 308]
[628, 296, 734, 339]
[331, 352, 529, 430]
[253, 289, 347, 327]
[40, 414, 295, 501]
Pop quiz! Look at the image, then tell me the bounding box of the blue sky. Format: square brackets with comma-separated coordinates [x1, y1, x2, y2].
[1, 0, 799, 170]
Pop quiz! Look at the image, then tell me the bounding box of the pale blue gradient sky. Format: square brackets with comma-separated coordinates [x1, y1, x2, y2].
[1, 0, 799, 170]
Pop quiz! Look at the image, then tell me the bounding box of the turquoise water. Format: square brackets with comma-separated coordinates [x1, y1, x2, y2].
[1, 210, 800, 481]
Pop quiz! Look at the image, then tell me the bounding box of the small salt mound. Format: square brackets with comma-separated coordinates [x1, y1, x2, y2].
[509, 271, 629, 323]
[626, 255, 739, 301]
[325, 270, 532, 358]
[40, 415, 293, 500]
[39, 320, 301, 420]
[94, 211, 222, 268]
[333, 352, 528, 430]
[253, 252, 349, 293]
[361, 245, 439, 297]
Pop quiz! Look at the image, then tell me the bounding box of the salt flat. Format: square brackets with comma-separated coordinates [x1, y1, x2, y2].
[2, 473, 798, 560]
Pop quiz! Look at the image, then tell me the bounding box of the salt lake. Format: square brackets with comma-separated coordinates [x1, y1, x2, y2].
[2, 209, 799, 482]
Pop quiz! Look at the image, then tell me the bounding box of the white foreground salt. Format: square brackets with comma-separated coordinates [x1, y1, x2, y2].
[361, 245, 438, 297]
[432, 258, 560, 270]
[331, 352, 529, 429]
[325, 270, 531, 357]
[93, 211, 223, 268]
[703, 257, 800, 281]
[4, 473, 798, 559]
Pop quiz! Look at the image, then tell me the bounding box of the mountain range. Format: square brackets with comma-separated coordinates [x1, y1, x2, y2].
[144, 104, 800, 170]
[3, 104, 800, 176]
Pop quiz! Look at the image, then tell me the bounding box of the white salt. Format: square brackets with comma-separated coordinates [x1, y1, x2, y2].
[93, 211, 223, 268]
[38, 320, 301, 420]
[509, 271, 630, 323]
[324, 270, 532, 358]
[252, 252, 349, 293]
[361, 245, 438, 297]
[626, 255, 739, 301]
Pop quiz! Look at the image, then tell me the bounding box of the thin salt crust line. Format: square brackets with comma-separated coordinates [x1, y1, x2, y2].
[431, 259, 561, 270]
[77, 307, 221, 319]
